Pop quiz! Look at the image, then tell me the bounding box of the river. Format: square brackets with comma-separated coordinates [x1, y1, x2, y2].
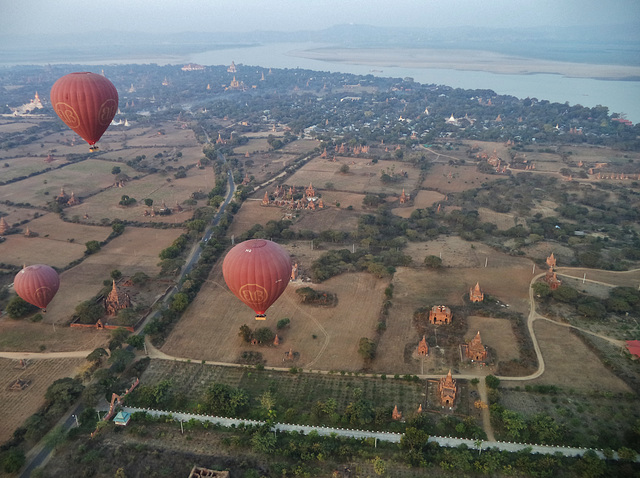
[188, 42, 640, 124]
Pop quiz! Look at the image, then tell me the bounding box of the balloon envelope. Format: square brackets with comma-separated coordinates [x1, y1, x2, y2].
[14, 264, 60, 311]
[50, 72, 118, 147]
[222, 239, 291, 316]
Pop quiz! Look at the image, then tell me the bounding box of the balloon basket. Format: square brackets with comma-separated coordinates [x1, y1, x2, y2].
[255, 314, 266, 321]
[89, 146, 99, 152]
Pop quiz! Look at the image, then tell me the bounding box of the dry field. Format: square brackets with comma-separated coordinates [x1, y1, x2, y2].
[66, 169, 213, 223]
[289, 207, 360, 234]
[0, 319, 107, 353]
[161, 264, 387, 372]
[317, 190, 366, 211]
[0, 120, 41, 133]
[477, 207, 522, 231]
[0, 159, 137, 207]
[556, 267, 640, 288]
[279, 138, 319, 155]
[287, 156, 421, 195]
[120, 124, 198, 148]
[0, 357, 87, 444]
[234, 137, 272, 155]
[25, 213, 110, 244]
[0, 233, 95, 269]
[465, 316, 520, 363]
[560, 144, 640, 166]
[226, 200, 289, 237]
[522, 319, 632, 393]
[40, 226, 182, 325]
[0, 156, 71, 182]
[421, 163, 498, 193]
[0, 205, 41, 227]
[243, 151, 294, 183]
[391, 190, 445, 218]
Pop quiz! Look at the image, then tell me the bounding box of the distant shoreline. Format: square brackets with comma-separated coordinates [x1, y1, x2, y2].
[286, 47, 640, 82]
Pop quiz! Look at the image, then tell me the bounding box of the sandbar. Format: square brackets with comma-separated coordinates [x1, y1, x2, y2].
[287, 47, 640, 81]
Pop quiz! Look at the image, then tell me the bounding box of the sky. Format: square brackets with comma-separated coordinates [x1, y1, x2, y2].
[1, 0, 638, 36]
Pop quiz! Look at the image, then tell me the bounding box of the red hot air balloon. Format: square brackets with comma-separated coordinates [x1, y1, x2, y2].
[50, 72, 118, 151]
[223, 239, 291, 320]
[13, 264, 60, 312]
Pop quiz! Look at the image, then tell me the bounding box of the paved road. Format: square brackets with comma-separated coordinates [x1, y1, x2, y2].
[19, 404, 83, 478]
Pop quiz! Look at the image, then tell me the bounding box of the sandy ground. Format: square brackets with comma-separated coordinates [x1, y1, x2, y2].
[289, 47, 640, 80]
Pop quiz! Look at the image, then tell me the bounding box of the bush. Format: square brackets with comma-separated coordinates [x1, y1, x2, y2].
[276, 318, 290, 329]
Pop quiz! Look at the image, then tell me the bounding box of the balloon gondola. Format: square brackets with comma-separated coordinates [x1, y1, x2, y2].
[50, 72, 119, 151]
[222, 239, 291, 320]
[13, 264, 60, 312]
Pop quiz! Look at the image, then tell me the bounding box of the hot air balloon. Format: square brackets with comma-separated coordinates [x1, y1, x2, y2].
[50, 72, 118, 151]
[222, 239, 291, 320]
[13, 264, 60, 312]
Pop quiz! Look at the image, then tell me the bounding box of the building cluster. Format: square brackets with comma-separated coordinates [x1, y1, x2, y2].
[261, 183, 325, 211]
[55, 187, 81, 206]
[412, 282, 493, 408]
[10, 91, 43, 116]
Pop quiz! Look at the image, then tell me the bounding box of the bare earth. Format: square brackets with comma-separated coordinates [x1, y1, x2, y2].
[289, 47, 640, 80]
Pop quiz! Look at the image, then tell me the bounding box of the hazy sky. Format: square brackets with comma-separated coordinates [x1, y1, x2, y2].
[1, 0, 638, 35]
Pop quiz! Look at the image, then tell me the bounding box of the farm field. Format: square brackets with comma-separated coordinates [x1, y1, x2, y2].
[286, 156, 421, 195]
[0, 159, 138, 207]
[289, 207, 360, 234]
[161, 269, 387, 372]
[420, 163, 498, 193]
[0, 357, 86, 444]
[0, 119, 41, 134]
[226, 199, 288, 237]
[0, 233, 91, 269]
[135, 359, 427, 420]
[0, 319, 107, 353]
[524, 319, 632, 393]
[0, 156, 71, 182]
[39, 226, 182, 325]
[65, 169, 212, 223]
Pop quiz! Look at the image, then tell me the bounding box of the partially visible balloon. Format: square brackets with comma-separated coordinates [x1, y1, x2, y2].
[50, 72, 118, 151]
[13, 264, 60, 312]
[222, 239, 291, 319]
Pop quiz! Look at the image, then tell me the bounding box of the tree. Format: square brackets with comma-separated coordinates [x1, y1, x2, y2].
[45, 377, 84, 407]
[6, 296, 38, 319]
[339, 164, 350, 174]
[254, 327, 275, 343]
[75, 300, 103, 324]
[276, 318, 290, 329]
[127, 335, 145, 350]
[86, 347, 108, 364]
[372, 456, 387, 476]
[485, 375, 500, 389]
[532, 282, 551, 298]
[110, 269, 122, 280]
[108, 348, 135, 373]
[111, 222, 125, 235]
[358, 337, 376, 360]
[144, 198, 153, 207]
[170, 292, 190, 313]
[111, 166, 121, 175]
[85, 240, 101, 254]
[109, 327, 131, 351]
[238, 324, 252, 342]
[423, 255, 443, 269]
[0, 448, 25, 473]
